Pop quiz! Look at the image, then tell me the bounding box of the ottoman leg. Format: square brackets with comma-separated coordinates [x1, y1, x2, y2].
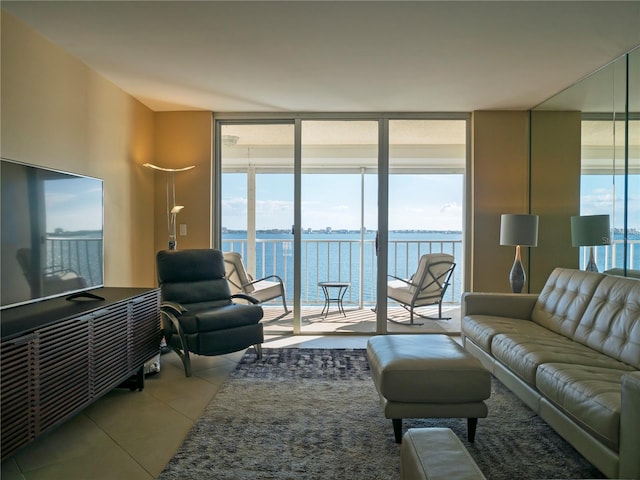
[393, 418, 403, 443]
[467, 418, 478, 442]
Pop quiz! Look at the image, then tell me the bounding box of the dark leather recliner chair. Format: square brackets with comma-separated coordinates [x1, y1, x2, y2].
[156, 249, 264, 377]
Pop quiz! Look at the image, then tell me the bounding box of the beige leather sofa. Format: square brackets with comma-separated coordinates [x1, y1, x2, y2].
[461, 268, 640, 479]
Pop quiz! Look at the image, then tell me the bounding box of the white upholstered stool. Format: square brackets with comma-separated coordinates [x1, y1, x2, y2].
[367, 334, 491, 443]
[400, 428, 487, 480]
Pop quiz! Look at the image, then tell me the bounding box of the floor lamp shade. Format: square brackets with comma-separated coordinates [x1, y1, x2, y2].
[500, 214, 539, 293]
[571, 215, 610, 272]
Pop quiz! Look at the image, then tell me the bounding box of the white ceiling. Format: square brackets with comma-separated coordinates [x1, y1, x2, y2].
[3, 1, 640, 113]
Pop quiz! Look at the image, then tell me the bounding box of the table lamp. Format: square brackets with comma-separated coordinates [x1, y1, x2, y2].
[500, 214, 539, 293]
[570, 214, 610, 272]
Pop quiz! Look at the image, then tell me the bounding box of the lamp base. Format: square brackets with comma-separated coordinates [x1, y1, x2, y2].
[169, 235, 177, 250]
[585, 246, 598, 272]
[509, 245, 526, 293]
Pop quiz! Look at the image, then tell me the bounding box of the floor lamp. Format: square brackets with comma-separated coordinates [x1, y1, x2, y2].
[500, 214, 539, 293]
[143, 163, 195, 250]
[571, 214, 610, 272]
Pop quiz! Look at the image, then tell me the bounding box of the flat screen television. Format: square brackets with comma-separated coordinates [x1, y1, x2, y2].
[1, 158, 104, 310]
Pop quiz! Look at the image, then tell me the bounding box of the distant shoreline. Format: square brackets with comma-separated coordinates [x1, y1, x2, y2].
[223, 227, 639, 236]
[223, 229, 463, 235]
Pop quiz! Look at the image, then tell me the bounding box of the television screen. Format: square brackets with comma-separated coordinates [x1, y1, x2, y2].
[1, 158, 104, 310]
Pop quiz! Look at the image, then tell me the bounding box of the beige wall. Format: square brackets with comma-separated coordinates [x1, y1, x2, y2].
[1, 11, 157, 289]
[529, 110, 581, 291]
[469, 111, 582, 294]
[153, 112, 213, 253]
[470, 111, 531, 293]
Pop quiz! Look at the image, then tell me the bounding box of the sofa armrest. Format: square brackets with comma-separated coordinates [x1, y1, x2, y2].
[462, 292, 538, 320]
[619, 371, 640, 479]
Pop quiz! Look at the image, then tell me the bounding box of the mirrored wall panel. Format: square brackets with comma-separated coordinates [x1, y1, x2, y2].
[532, 47, 639, 279]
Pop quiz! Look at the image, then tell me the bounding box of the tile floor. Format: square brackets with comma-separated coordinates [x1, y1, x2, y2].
[1, 334, 373, 480]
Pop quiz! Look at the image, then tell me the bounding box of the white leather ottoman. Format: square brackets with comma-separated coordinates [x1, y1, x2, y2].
[367, 334, 491, 443]
[400, 428, 487, 480]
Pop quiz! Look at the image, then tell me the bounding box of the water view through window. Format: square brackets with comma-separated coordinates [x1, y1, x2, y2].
[220, 119, 467, 314]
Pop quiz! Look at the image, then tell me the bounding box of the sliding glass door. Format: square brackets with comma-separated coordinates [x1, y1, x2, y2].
[216, 114, 468, 335]
[300, 120, 378, 332]
[219, 122, 295, 331]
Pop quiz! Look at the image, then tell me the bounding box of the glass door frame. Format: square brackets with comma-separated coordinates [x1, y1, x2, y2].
[214, 112, 470, 335]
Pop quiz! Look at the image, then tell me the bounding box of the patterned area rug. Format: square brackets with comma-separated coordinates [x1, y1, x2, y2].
[159, 348, 604, 480]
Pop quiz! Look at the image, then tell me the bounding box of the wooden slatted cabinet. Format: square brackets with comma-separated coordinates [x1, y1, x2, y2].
[0, 287, 161, 460]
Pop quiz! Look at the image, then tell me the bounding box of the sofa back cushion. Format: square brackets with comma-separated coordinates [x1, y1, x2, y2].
[531, 268, 604, 338]
[573, 274, 640, 368]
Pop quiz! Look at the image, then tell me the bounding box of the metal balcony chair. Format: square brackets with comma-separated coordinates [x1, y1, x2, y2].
[156, 249, 264, 377]
[387, 253, 456, 325]
[223, 251, 289, 318]
[16, 247, 88, 296]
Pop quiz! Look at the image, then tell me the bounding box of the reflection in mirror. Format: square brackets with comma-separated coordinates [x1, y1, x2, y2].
[627, 49, 640, 277]
[532, 46, 639, 278]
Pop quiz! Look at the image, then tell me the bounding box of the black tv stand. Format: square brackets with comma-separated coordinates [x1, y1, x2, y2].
[66, 290, 106, 302]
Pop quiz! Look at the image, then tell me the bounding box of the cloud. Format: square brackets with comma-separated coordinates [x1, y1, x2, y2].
[440, 202, 462, 214]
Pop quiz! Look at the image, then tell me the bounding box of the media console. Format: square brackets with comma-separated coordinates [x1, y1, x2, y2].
[0, 287, 161, 460]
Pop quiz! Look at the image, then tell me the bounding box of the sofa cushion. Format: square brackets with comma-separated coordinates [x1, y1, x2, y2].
[492, 332, 634, 386]
[573, 275, 640, 369]
[536, 363, 634, 450]
[531, 268, 604, 338]
[462, 315, 543, 353]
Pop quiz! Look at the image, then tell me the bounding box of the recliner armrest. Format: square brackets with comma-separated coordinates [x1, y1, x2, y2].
[161, 301, 187, 315]
[462, 292, 538, 320]
[619, 371, 640, 479]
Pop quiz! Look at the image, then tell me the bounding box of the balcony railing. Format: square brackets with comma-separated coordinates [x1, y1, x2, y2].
[46, 237, 104, 287]
[222, 237, 463, 307]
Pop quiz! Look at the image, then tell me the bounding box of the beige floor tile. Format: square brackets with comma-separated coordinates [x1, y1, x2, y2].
[0, 458, 24, 480]
[162, 380, 218, 421]
[12, 414, 117, 473]
[7, 415, 152, 479]
[112, 426, 192, 478]
[84, 392, 192, 444]
[192, 362, 239, 387]
[20, 442, 153, 480]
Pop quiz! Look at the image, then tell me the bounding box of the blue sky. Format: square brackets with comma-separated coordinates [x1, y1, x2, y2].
[223, 173, 463, 231]
[223, 173, 639, 232]
[581, 175, 640, 230]
[46, 177, 103, 232]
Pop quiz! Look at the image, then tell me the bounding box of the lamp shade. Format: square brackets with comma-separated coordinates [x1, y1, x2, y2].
[500, 214, 539, 247]
[571, 215, 610, 246]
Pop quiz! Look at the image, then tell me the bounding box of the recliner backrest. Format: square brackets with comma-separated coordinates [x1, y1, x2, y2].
[156, 249, 232, 309]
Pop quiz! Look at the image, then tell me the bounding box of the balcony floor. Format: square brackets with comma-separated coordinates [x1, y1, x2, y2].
[261, 304, 461, 335]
